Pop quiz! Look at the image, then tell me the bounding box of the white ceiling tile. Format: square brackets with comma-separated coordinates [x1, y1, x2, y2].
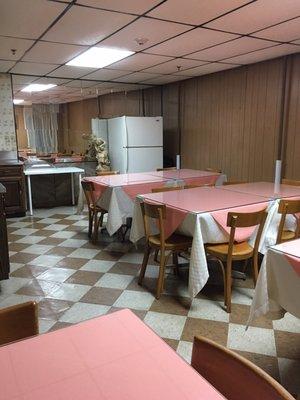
[43, 5, 135, 45]
[0, 0, 65, 39]
[143, 57, 207, 73]
[0, 60, 15, 72]
[206, 0, 300, 34]
[100, 17, 190, 51]
[108, 53, 173, 71]
[175, 62, 238, 77]
[12, 75, 39, 85]
[23, 42, 88, 64]
[148, 0, 250, 25]
[83, 68, 130, 80]
[77, 0, 162, 14]
[141, 74, 191, 84]
[254, 17, 300, 42]
[65, 80, 97, 88]
[0, 37, 35, 60]
[185, 37, 275, 62]
[223, 44, 300, 64]
[113, 72, 160, 83]
[47, 65, 97, 78]
[10, 61, 59, 75]
[148, 28, 239, 57]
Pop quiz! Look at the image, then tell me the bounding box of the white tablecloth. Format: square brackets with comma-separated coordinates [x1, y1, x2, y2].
[130, 198, 297, 297]
[248, 244, 300, 325]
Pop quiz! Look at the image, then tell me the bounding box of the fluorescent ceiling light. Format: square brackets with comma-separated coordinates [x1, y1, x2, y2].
[13, 99, 24, 104]
[66, 47, 135, 68]
[21, 83, 57, 92]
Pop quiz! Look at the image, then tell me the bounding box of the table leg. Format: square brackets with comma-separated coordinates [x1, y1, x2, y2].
[27, 175, 33, 216]
[71, 173, 75, 205]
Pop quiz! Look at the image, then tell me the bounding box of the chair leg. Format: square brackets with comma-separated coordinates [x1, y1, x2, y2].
[138, 245, 151, 285]
[88, 210, 93, 238]
[99, 212, 105, 229]
[172, 252, 180, 276]
[215, 258, 227, 307]
[225, 261, 233, 313]
[156, 249, 166, 299]
[252, 255, 259, 286]
[154, 249, 159, 263]
[92, 212, 100, 244]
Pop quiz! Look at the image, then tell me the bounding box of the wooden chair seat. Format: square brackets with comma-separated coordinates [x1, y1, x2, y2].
[149, 233, 193, 249]
[281, 229, 296, 241]
[205, 241, 253, 260]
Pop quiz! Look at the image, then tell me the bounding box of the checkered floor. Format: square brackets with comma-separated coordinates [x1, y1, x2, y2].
[1, 206, 299, 397]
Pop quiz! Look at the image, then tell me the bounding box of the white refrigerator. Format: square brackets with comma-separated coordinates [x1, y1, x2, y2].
[107, 116, 163, 173]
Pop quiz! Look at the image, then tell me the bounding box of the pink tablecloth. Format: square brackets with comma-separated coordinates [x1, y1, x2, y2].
[276, 239, 300, 277]
[0, 309, 224, 400]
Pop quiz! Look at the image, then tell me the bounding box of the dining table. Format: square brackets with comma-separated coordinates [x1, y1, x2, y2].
[82, 169, 220, 236]
[248, 238, 300, 325]
[130, 186, 270, 297]
[0, 309, 225, 400]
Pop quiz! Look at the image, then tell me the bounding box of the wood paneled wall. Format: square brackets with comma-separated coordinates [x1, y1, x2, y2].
[59, 52, 300, 180]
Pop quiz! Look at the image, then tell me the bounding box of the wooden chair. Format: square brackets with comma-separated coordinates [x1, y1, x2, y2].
[282, 178, 300, 186]
[205, 209, 267, 313]
[81, 180, 107, 243]
[138, 202, 193, 299]
[191, 335, 294, 400]
[205, 167, 222, 173]
[184, 183, 214, 189]
[156, 167, 177, 171]
[276, 199, 300, 244]
[96, 170, 119, 176]
[223, 181, 247, 185]
[0, 301, 39, 346]
[151, 186, 182, 193]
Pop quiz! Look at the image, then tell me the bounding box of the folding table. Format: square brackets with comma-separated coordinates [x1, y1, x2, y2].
[0, 309, 225, 400]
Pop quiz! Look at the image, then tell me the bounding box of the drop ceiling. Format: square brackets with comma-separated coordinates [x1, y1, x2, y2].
[0, 0, 298, 104]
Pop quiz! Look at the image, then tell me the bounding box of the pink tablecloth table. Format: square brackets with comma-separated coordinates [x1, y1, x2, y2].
[248, 239, 300, 325]
[218, 181, 300, 199]
[130, 187, 269, 297]
[0, 309, 225, 400]
[83, 170, 220, 236]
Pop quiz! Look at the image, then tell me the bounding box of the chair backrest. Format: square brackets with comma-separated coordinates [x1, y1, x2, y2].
[81, 180, 96, 207]
[191, 335, 294, 400]
[205, 167, 222, 173]
[156, 167, 176, 171]
[151, 186, 182, 193]
[276, 199, 300, 244]
[140, 201, 166, 245]
[226, 209, 267, 256]
[0, 301, 39, 346]
[223, 181, 247, 185]
[282, 179, 300, 186]
[184, 183, 214, 189]
[96, 170, 119, 176]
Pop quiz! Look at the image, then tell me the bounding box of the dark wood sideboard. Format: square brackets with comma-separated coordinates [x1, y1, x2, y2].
[0, 159, 26, 217]
[0, 183, 9, 280]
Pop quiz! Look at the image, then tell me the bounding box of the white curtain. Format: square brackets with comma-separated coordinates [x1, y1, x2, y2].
[23, 104, 59, 153]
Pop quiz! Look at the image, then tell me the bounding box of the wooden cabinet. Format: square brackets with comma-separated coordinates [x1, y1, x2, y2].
[0, 183, 9, 280]
[0, 161, 26, 217]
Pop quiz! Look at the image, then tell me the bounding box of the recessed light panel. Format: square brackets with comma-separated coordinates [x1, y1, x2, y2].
[21, 83, 57, 92]
[66, 47, 135, 68]
[13, 99, 24, 104]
